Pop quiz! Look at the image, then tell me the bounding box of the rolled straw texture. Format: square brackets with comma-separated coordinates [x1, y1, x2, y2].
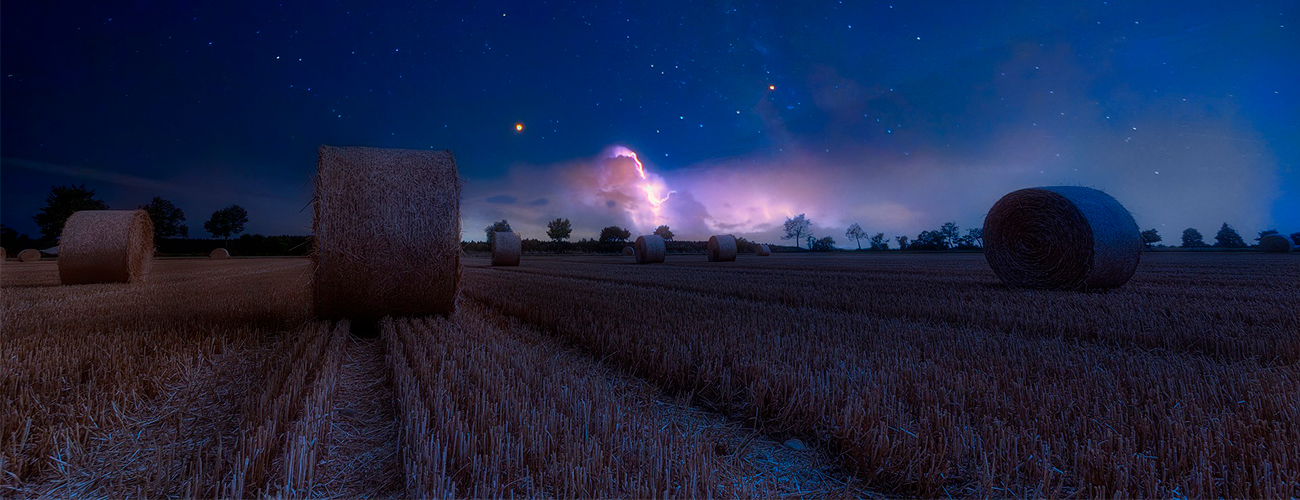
[314, 145, 461, 322]
[491, 231, 521, 266]
[756, 244, 771, 256]
[1259, 234, 1294, 253]
[57, 209, 154, 284]
[983, 186, 1141, 290]
[17, 249, 40, 262]
[707, 234, 737, 262]
[210, 248, 231, 259]
[634, 235, 666, 264]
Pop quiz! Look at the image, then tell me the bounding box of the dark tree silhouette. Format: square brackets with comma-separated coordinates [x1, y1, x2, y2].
[1214, 223, 1246, 248]
[1141, 229, 1162, 249]
[845, 223, 866, 250]
[204, 205, 248, 246]
[869, 232, 887, 250]
[598, 225, 632, 243]
[1181, 228, 1206, 247]
[895, 235, 909, 250]
[653, 225, 674, 241]
[484, 219, 512, 242]
[546, 218, 572, 244]
[141, 197, 189, 242]
[782, 214, 812, 249]
[1255, 229, 1279, 244]
[32, 184, 109, 241]
[939, 222, 960, 249]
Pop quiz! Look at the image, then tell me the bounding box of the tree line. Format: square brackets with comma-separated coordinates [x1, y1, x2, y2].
[1139, 224, 1299, 249]
[0, 184, 281, 256]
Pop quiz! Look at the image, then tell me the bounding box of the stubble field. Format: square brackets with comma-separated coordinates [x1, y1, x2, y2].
[1, 252, 1296, 498]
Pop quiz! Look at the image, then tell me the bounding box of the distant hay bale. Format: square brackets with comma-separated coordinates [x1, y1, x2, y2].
[210, 248, 231, 260]
[756, 244, 771, 256]
[314, 145, 461, 324]
[57, 209, 154, 284]
[622, 246, 635, 256]
[18, 249, 40, 262]
[1259, 234, 1294, 253]
[983, 186, 1141, 290]
[634, 235, 666, 264]
[707, 234, 738, 262]
[491, 231, 521, 266]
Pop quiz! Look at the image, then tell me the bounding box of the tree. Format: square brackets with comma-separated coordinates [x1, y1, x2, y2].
[484, 219, 512, 242]
[939, 222, 960, 249]
[961, 228, 984, 248]
[1140, 229, 1162, 249]
[598, 225, 631, 243]
[895, 235, 909, 250]
[1181, 228, 1206, 248]
[869, 232, 887, 250]
[912, 230, 946, 250]
[782, 214, 812, 249]
[653, 225, 674, 241]
[810, 236, 836, 251]
[1256, 229, 1279, 245]
[32, 184, 109, 241]
[204, 205, 248, 245]
[845, 223, 866, 250]
[546, 218, 572, 244]
[1214, 223, 1246, 248]
[141, 197, 188, 242]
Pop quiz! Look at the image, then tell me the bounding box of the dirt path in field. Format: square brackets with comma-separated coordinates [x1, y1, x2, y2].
[316, 336, 402, 497]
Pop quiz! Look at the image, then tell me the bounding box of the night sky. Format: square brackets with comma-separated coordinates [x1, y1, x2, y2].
[3, 1, 1297, 243]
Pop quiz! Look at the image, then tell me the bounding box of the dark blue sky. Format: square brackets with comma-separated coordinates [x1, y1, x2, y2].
[3, 1, 1297, 242]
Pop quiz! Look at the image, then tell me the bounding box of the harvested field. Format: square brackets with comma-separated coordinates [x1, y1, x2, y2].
[2, 252, 1297, 497]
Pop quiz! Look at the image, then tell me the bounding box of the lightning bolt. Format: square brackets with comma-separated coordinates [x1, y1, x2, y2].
[609, 146, 675, 222]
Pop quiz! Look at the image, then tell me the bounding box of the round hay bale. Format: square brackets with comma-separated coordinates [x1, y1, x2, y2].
[756, 244, 771, 256]
[622, 246, 635, 256]
[491, 231, 521, 266]
[57, 210, 154, 284]
[314, 145, 461, 323]
[707, 234, 737, 262]
[983, 186, 1141, 290]
[210, 248, 231, 260]
[1259, 234, 1294, 253]
[634, 235, 666, 264]
[18, 249, 41, 262]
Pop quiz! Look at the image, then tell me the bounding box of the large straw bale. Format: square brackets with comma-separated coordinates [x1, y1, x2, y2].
[57, 209, 154, 284]
[707, 234, 738, 262]
[983, 186, 1141, 290]
[756, 244, 771, 256]
[1259, 234, 1294, 253]
[491, 231, 521, 266]
[314, 145, 461, 323]
[18, 249, 40, 262]
[622, 246, 635, 256]
[634, 235, 666, 264]
[210, 248, 231, 259]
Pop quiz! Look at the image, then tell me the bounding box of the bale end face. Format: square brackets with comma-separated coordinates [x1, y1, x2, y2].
[622, 246, 635, 256]
[1259, 234, 1294, 253]
[983, 186, 1140, 291]
[634, 235, 666, 264]
[17, 249, 41, 262]
[707, 234, 738, 262]
[57, 210, 154, 284]
[313, 145, 461, 323]
[491, 231, 522, 266]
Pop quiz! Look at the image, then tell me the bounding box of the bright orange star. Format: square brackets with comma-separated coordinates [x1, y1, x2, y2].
[768, 84, 776, 91]
[514, 123, 524, 132]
